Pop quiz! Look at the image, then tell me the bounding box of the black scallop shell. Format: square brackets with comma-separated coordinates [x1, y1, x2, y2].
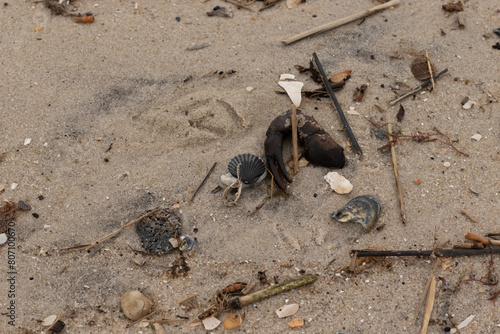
[228, 153, 266, 185]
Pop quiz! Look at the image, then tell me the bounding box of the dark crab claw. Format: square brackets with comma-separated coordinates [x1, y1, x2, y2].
[264, 130, 291, 192]
[302, 133, 346, 168]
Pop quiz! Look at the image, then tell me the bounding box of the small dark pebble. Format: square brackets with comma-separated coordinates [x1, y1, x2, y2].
[17, 200, 31, 211]
[103, 157, 109, 162]
[4, 2, 8, 6]
[38, 195, 44, 200]
[493, 28, 500, 37]
[313, 193, 318, 198]
[370, 55, 375, 60]
[32, 213, 39, 218]
[493, 42, 500, 50]
[50, 320, 65, 333]
[175, 16, 180, 22]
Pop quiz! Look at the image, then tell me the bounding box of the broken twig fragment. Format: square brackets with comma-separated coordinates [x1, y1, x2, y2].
[420, 274, 436, 334]
[351, 248, 500, 257]
[389, 69, 448, 106]
[312, 53, 362, 154]
[465, 232, 500, 246]
[190, 162, 217, 202]
[282, 0, 400, 44]
[388, 123, 405, 223]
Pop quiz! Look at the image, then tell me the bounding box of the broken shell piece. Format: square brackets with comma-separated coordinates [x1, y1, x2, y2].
[169, 238, 179, 248]
[221, 173, 238, 187]
[289, 318, 305, 328]
[324, 172, 353, 194]
[42, 315, 57, 327]
[331, 195, 382, 232]
[228, 154, 267, 185]
[246, 86, 254, 92]
[330, 70, 351, 83]
[223, 313, 243, 329]
[471, 134, 482, 141]
[286, 0, 303, 9]
[278, 81, 304, 107]
[462, 100, 476, 109]
[121, 290, 152, 321]
[179, 235, 195, 251]
[0, 233, 7, 245]
[276, 303, 299, 318]
[202, 316, 221, 330]
[24, 138, 32, 146]
[280, 73, 295, 80]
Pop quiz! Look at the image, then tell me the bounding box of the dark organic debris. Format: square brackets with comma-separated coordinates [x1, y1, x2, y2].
[411, 56, 437, 81]
[165, 255, 190, 278]
[442, 1, 463, 12]
[353, 84, 368, 103]
[396, 104, 405, 122]
[207, 6, 233, 18]
[371, 127, 388, 140]
[494, 28, 500, 37]
[135, 207, 182, 254]
[493, 43, 500, 50]
[258, 270, 268, 285]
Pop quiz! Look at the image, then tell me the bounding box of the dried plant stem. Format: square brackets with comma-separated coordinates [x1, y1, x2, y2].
[282, 0, 400, 44]
[351, 248, 500, 257]
[228, 275, 318, 309]
[465, 232, 500, 246]
[126, 309, 161, 328]
[433, 127, 470, 157]
[190, 162, 217, 202]
[420, 274, 436, 334]
[59, 208, 161, 253]
[291, 104, 299, 175]
[448, 315, 461, 334]
[425, 50, 435, 93]
[388, 123, 405, 223]
[460, 209, 478, 223]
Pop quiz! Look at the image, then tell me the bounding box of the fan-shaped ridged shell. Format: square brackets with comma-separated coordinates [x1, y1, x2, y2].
[228, 154, 266, 185]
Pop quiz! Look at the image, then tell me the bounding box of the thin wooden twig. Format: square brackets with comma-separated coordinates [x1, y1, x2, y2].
[282, 0, 400, 44]
[419, 274, 436, 334]
[465, 232, 500, 246]
[448, 314, 461, 334]
[460, 209, 478, 223]
[291, 104, 299, 175]
[388, 123, 405, 223]
[433, 126, 470, 157]
[59, 208, 162, 253]
[389, 69, 448, 106]
[312, 53, 362, 154]
[351, 248, 500, 257]
[425, 50, 435, 93]
[190, 162, 217, 202]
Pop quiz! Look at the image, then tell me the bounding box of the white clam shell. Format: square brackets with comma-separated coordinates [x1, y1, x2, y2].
[276, 303, 299, 318]
[324, 172, 353, 194]
[202, 316, 221, 330]
[121, 290, 152, 321]
[42, 315, 57, 327]
[278, 81, 304, 107]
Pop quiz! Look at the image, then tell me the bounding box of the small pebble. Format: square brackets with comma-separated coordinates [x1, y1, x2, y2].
[471, 134, 482, 141]
[10, 183, 18, 190]
[0, 233, 7, 245]
[443, 162, 451, 168]
[246, 86, 254, 92]
[24, 138, 32, 145]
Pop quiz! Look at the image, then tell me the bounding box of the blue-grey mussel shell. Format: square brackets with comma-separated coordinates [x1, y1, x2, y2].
[330, 195, 382, 232]
[228, 153, 267, 185]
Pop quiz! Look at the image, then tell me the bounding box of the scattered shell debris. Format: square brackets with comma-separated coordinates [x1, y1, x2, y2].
[324, 172, 353, 194]
[471, 134, 482, 141]
[202, 316, 221, 330]
[276, 303, 299, 318]
[121, 290, 152, 321]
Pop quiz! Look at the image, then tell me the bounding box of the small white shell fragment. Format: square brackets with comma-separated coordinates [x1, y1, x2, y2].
[276, 303, 299, 318]
[169, 238, 179, 248]
[462, 100, 476, 109]
[471, 134, 482, 141]
[246, 86, 254, 92]
[0, 233, 7, 245]
[24, 138, 32, 146]
[220, 173, 238, 186]
[450, 315, 475, 333]
[324, 172, 353, 194]
[279, 73, 295, 80]
[286, 0, 302, 8]
[121, 290, 152, 321]
[10, 183, 18, 190]
[347, 107, 360, 115]
[278, 81, 304, 108]
[202, 316, 221, 330]
[443, 162, 451, 168]
[42, 315, 57, 327]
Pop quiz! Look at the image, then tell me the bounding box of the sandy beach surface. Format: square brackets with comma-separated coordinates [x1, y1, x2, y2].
[1, 0, 499, 333]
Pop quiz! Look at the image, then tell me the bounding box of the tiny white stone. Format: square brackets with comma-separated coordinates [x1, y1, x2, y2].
[11, 183, 18, 190]
[279, 74, 295, 80]
[471, 134, 482, 141]
[462, 100, 476, 109]
[24, 138, 32, 145]
[443, 162, 451, 168]
[44, 224, 51, 228]
[0, 233, 7, 245]
[246, 86, 254, 92]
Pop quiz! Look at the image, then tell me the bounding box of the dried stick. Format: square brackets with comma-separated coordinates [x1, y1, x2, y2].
[126, 309, 161, 328]
[59, 208, 161, 253]
[420, 274, 436, 334]
[282, 0, 400, 44]
[227, 275, 318, 309]
[291, 104, 299, 175]
[351, 248, 500, 257]
[465, 232, 500, 246]
[412, 261, 439, 326]
[312, 53, 362, 154]
[388, 123, 405, 223]
[190, 162, 217, 202]
[389, 69, 448, 106]
[425, 50, 435, 93]
[433, 126, 470, 157]
[460, 209, 478, 223]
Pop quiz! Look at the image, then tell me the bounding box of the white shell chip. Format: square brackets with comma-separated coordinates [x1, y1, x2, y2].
[471, 134, 482, 141]
[42, 315, 57, 327]
[276, 303, 299, 318]
[324, 172, 353, 194]
[278, 81, 304, 108]
[202, 316, 221, 330]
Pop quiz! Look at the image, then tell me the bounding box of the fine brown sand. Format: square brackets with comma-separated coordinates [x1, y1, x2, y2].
[1, 0, 499, 333]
